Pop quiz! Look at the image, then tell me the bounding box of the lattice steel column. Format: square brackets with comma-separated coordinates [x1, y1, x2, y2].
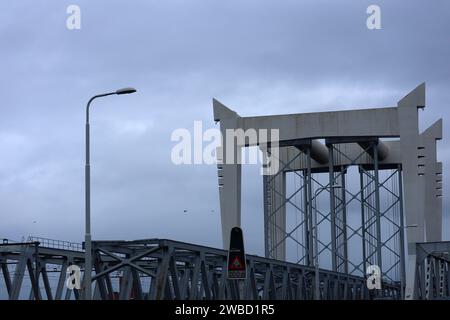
[303, 169, 312, 267]
[306, 147, 314, 267]
[373, 144, 383, 275]
[398, 164, 406, 298]
[328, 145, 338, 271]
[338, 166, 348, 274]
[264, 171, 286, 260]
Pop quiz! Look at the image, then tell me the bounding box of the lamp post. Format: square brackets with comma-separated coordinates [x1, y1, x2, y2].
[313, 184, 342, 300]
[84, 87, 136, 300]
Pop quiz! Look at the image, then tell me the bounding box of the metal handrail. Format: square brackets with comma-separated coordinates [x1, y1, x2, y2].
[27, 236, 83, 252]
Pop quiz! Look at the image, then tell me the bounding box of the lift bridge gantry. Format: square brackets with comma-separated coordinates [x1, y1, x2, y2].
[213, 83, 444, 299]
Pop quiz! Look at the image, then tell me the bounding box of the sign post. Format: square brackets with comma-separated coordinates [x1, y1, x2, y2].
[227, 227, 246, 299]
[227, 227, 246, 279]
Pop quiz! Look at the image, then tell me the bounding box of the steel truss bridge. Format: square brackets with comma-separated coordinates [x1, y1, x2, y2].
[1, 237, 404, 300]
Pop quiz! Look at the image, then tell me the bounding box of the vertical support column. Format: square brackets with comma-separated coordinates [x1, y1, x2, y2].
[263, 175, 270, 259]
[33, 242, 40, 301]
[328, 145, 337, 272]
[360, 167, 367, 276]
[307, 147, 314, 268]
[398, 165, 407, 299]
[277, 171, 286, 261]
[340, 167, 348, 274]
[219, 161, 242, 249]
[263, 145, 286, 261]
[373, 143, 383, 273]
[303, 170, 311, 266]
[397, 83, 426, 299]
[267, 171, 286, 261]
[421, 120, 443, 242]
[215, 108, 242, 250]
[435, 162, 443, 241]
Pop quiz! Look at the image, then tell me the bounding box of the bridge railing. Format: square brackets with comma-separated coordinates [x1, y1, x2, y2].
[27, 236, 83, 252]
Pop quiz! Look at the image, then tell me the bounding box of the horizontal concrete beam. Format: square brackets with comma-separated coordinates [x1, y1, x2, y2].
[241, 107, 399, 143]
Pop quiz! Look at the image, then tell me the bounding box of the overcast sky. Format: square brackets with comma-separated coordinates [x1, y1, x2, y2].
[0, 0, 449, 257]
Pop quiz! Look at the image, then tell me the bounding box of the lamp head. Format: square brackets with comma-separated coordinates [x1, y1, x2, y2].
[116, 87, 137, 95]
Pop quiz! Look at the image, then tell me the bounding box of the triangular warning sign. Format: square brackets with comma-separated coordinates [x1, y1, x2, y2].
[230, 256, 243, 270]
[227, 227, 246, 279]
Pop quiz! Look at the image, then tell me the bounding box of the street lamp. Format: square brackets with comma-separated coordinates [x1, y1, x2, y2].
[313, 184, 342, 300]
[84, 87, 136, 300]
